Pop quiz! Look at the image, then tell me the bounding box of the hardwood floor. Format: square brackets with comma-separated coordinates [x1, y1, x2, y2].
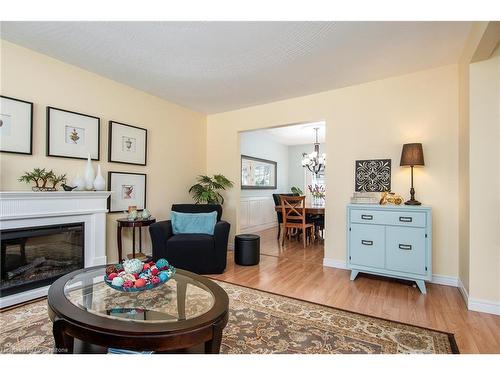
[210, 227, 500, 353]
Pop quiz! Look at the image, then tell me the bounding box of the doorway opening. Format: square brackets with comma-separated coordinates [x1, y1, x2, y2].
[238, 121, 326, 265]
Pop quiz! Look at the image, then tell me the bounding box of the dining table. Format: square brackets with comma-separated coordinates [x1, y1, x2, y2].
[274, 205, 325, 215]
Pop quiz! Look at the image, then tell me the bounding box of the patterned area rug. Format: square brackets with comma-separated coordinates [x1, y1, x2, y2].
[0, 280, 458, 354]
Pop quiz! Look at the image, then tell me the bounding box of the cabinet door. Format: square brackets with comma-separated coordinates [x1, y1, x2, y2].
[349, 224, 385, 269]
[386, 226, 427, 275]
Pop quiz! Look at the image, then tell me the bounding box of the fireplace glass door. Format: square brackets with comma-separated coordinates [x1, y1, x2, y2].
[1, 222, 84, 297]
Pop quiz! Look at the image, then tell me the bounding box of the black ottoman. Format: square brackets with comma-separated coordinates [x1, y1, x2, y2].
[234, 234, 260, 266]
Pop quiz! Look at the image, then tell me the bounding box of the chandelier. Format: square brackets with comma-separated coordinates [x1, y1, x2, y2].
[301, 127, 326, 175]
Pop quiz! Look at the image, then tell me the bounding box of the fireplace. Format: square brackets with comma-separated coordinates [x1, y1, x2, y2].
[0, 191, 111, 308]
[1, 223, 84, 298]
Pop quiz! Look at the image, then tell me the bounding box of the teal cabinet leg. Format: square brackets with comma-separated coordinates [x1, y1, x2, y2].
[415, 280, 427, 294]
[350, 270, 359, 281]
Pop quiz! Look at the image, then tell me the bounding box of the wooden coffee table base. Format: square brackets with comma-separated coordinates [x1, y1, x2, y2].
[47, 267, 229, 354]
[49, 310, 228, 354]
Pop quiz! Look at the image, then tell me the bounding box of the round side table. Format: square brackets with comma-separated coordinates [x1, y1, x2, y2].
[116, 217, 156, 261]
[234, 234, 260, 266]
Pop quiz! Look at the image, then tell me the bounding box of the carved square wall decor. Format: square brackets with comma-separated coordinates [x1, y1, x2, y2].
[355, 159, 391, 192]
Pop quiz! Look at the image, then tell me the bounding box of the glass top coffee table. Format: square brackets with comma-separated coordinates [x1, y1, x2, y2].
[47, 266, 229, 354]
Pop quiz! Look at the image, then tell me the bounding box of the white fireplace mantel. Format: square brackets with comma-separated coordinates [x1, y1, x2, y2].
[0, 191, 112, 308]
[0, 191, 112, 221]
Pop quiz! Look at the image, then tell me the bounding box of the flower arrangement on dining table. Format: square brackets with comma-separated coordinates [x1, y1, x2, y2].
[308, 184, 326, 205]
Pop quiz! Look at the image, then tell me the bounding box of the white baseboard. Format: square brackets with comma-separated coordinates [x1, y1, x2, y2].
[430, 274, 459, 287]
[322, 258, 458, 286]
[458, 278, 469, 304]
[458, 278, 500, 315]
[322, 258, 348, 269]
[240, 223, 277, 233]
[322, 259, 500, 316]
[468, 298, 500, 315]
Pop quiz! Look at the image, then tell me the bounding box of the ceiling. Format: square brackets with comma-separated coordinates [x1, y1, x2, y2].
[264, 122, 325, 145]
[0, 21, 472, 114]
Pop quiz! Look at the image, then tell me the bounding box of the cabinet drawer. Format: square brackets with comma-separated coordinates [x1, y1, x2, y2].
[350, 209, 390, 225]
[386, 211, 426, 228]
[349, 224, 385, 269]
[386, 226, 427, 275]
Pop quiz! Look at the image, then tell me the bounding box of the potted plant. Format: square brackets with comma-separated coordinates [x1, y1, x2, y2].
[19, 168, 67, 191]
[290, 186, 303, 195]
[189, 174, 234, 204]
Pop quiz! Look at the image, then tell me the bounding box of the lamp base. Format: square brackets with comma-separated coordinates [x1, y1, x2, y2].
[404, 199, 422, 206]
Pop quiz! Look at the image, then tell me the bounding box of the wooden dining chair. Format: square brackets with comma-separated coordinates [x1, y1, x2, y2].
[279, 195, 314, 248]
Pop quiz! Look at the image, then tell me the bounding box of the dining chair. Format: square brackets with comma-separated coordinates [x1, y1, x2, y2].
[279, 195, 314, 248]
[272, 193, 296, 240]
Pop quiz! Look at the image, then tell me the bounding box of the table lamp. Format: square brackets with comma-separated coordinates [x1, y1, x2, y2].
[400, 143, 425, 205]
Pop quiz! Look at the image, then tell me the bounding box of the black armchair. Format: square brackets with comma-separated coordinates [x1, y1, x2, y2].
[149, 204, 230, 274]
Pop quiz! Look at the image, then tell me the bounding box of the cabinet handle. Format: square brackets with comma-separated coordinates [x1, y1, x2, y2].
[361, 240, 373, 246]
[361, 214, 373, 220]
[399, 216, 412, 222]
[398, 244, 412, 251]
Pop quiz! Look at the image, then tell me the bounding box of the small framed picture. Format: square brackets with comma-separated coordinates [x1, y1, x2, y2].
[0, 95, 33, 155]
[47, 106, 100, 160]
[108, 121, 147, 165]
[355, 159, 392, 192]
[108, 171, 147, 213]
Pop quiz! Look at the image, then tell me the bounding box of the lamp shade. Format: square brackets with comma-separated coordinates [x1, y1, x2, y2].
[400, 143, 424, 166]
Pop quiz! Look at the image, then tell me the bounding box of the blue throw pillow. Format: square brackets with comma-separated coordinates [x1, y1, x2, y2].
[171, 211, 217, 235]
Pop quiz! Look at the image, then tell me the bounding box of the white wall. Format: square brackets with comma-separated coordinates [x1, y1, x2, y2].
[0, 40, 207, 262]
[239, 130, 289, 196]
[468, 46, 500, 304]
[207, 64, 459, 279]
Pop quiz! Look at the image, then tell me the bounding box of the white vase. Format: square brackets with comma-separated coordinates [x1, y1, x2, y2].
[84, 153, 95, 191]
[72, 174, 85, 191]
[93, 164, 106, 191]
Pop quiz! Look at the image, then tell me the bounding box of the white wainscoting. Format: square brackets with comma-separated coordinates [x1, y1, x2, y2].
[240, 196, 277, 232]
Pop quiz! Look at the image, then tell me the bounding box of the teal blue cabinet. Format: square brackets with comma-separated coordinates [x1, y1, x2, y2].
[347, 204, 432, 293]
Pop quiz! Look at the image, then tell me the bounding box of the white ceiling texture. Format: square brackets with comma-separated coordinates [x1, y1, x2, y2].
[0, 21, 472, 113]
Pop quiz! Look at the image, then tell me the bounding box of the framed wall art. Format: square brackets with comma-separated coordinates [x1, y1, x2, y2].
[0, 95, 33, 155]
[108, 171, 147, 213]
[47, 106, 100, 160]
[241, 155, 277, 190]
[355, 159, 391, 192]
[108, 121, 147, 166]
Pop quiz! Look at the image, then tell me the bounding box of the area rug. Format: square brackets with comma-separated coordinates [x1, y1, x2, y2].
[0, 280, 458, 354]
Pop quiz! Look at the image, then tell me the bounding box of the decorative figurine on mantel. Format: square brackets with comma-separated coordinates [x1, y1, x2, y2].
[84, 153, 95, 191]
[93, 164, 106, 191]
[61, 184, 77, 191]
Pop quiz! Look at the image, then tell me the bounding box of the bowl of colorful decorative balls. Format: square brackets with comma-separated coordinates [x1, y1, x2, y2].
[104, 258, 175, 292]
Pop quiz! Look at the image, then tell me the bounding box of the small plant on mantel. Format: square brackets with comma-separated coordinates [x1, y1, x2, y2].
[18, 168, 67, 191]
[189, 174, 234, 204]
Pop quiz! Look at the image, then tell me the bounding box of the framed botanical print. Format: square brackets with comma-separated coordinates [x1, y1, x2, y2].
[108, 171, 147, 213]
[47, 106, 100, 160]
[0, 95, 33, 155]
[108, 121, 147, 165]
[241, 155, 277, 189]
